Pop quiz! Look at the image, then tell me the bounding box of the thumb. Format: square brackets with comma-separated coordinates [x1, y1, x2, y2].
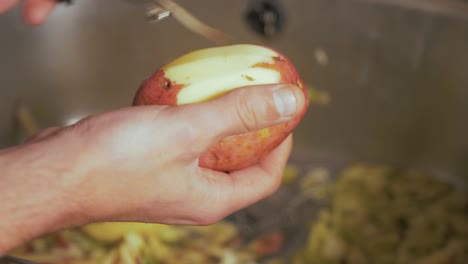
[186, 84, 306, 146]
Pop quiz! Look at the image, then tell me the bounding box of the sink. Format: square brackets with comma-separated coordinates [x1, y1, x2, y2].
[0, 0, 467, 187]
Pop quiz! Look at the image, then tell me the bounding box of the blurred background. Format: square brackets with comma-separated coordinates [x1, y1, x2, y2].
[1, 0, 467, 263]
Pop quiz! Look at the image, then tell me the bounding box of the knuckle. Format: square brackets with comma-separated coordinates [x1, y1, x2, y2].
[269, 175, 282, 195]
[267, 170, 283, 196]
[72, 115, 95, 134]
[67, 114, 105, 142]
[257, 172, 282, 199]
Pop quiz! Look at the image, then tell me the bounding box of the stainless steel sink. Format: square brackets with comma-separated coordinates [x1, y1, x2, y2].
[1, 0, 467, 187]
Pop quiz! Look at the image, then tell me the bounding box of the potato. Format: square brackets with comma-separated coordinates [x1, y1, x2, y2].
[133, 44, 309, 171]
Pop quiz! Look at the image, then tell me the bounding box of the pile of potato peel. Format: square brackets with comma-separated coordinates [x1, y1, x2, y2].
[11, 163, 468, 264]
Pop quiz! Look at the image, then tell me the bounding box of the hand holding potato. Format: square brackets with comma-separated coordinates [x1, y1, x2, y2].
[0, 83, 305, 254]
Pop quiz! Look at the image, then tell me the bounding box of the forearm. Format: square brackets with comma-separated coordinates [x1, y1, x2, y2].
[0, 139, 82, 255]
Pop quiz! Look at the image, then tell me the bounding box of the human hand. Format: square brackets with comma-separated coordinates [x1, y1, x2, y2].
[0, 84, 305, 253]
[61, 84, 304, 225]
[0, 0, 58, 25]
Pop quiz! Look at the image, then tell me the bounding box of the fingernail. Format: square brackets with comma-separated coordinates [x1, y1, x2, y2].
[273, 85, 299, 118]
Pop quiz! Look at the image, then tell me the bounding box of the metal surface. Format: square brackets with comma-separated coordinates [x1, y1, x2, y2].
[1, 0, 467, 262]
[0, 0, 467, 188]
[144, 1, 171, 23]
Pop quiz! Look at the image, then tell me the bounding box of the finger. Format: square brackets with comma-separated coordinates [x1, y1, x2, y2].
[22, 0, 57, 25]
[190, 134, 293, 224]
[0, 0, 18, 14]
[176, 84, 305, 149]
[226, 134, 293, 210]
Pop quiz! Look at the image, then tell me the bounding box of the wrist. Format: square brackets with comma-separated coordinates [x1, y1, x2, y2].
[0, 136, 85, 255]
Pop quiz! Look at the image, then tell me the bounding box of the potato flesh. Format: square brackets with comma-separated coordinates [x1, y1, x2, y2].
[163, 45, 282, 104]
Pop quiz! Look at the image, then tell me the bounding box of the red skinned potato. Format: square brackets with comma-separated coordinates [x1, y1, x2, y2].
[133, 44, 309, 171]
